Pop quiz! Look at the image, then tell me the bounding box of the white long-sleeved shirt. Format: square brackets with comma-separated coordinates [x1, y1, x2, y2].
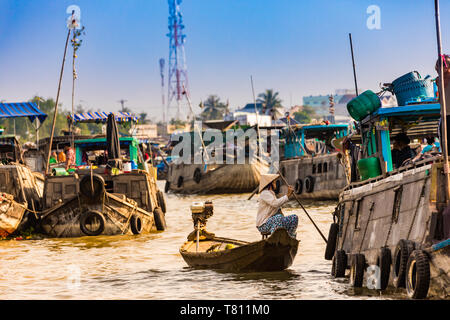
[256, 190, 289, 227]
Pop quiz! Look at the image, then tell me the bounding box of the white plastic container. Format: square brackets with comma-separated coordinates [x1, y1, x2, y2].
[123, 162, 132, 172]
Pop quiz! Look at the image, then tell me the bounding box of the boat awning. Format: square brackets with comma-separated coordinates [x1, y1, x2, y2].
[69, 112, 138, 124]
[0, 102, 48, 123]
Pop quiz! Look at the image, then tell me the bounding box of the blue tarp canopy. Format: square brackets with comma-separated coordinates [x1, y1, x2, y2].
[70, 112, 138, 124]
[0, 102, 48, 123]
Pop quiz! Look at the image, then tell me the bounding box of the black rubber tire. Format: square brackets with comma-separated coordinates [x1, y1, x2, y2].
[324, 223, 339, 260]
[130, 214, 143, 235]
[164, 180, 170, 193]
[393, 239, 415, 288]
[193, 168, 202, 184]
[154, 207, 167, 231]
[80, 210, 106, 236]
[304, 176, 315, 193]
[376, 247, 392, 290]
[156, 190, 167, 214]
[79, 174, 105, 201]
[331, 249, 347, 278]
[294, 179, 303, 195]
[177, 176, 184, 188]
[405, 250, 430, 299]
[350, 254, 365, 288]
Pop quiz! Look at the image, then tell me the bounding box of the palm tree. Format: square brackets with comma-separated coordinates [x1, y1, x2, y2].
[257, 89, 284, 120]
[199, 95, 228, 121]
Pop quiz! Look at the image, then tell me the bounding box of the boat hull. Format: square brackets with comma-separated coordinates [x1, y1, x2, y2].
[167, 160, 269, 194]
[180, 229, 299, 272]
[279, 153, 347, 200]
[331, 160, 450, 299]
[40, 192, 157, 238]
[0, 195, 27, 237]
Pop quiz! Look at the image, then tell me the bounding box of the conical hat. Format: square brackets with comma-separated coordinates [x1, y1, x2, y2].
[259, 174, 280, 193]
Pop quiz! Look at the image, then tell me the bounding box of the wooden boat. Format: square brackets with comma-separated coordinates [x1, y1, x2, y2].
[326, 101, 450, 299]
[39, 113, 167, 238]
[0, 135, 44, 236]
[180, 229, 299, 272]
[166, 159, 268, 194]
[278, 124, 349, 200]
[179, 201, 299, 272]
[165, 122, 270, 194]
[0, 193, 27, 237]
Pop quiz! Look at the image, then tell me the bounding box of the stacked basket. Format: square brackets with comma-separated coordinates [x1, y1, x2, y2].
[391, 71, 435, 106]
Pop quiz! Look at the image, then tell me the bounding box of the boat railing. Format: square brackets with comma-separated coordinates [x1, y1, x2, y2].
[344, 154, 442, 191]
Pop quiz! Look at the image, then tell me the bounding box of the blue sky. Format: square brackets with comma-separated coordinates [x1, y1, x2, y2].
[0, 0, 449, 121]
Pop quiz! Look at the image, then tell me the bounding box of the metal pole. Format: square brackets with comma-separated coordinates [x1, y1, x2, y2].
[251, 76, 263, 159]
[45, 29, 71, 175]
[349, 33, 359, 96]
[434, 0, 450, 203]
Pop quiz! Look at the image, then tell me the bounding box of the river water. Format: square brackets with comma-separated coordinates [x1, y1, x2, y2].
[0, 181, 401, 300]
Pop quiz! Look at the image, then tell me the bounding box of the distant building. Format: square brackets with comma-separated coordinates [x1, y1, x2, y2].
[225, 103, 276, 126]
[303, 89, 357, 117]
[134, 123, 158, 138]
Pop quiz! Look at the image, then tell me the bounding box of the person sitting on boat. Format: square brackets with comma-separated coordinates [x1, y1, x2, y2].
[412, 136, 440, 163]
[391, 133, 416, 169]
[256, 174, 298, 238]
[57, 150, 66, 163]
[49, 152, 58, 164]
[64, 145, 76, 170]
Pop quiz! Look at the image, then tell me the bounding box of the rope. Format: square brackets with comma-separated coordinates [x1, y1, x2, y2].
[358, 201, 375, 253]
[406, 181, 427, 240]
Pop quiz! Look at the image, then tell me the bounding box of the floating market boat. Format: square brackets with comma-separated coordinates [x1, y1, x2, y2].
[277, 124, 349, 200]
[180, 201, 299, 272]
[39, 113, 167, 238]
[0, 135, 45, 237]
[325, 75, 450, 299]
[165, 121, 270, 194]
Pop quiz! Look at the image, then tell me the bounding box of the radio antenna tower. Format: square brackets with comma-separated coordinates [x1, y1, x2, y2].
[166, 0, 189, 121]
[159, 58, 166, 123]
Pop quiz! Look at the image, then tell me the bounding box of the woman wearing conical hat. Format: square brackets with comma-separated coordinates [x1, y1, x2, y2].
[256, 174, 298, 238]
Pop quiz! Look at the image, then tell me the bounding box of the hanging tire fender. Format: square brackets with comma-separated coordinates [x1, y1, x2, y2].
[376, 247, 392, 290]
[294, 179, 303, 195]
[130, 214, 143, 235]
[80, 210, 106, 236]
[156, 190, 167, 214]
[193, 168, 202, 184]
[154, 207, 167, 231]
[164, 180, 170, 193]
[406, 250, 430, 299]
[331, 249, 347, 278]
[393, 239, 415, 288]
[304, 176, 315, 193]
[350, 254, 366, 288]
[79, 174, 105, 201]
[324, 223, 339, 260]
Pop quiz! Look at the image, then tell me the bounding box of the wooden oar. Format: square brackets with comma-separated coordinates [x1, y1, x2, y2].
[247, 186, 259, 200]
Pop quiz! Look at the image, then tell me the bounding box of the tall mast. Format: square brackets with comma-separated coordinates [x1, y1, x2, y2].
[434, 0, 450, 203]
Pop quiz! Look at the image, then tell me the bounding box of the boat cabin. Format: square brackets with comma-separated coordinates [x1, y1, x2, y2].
[349, 102, 442, 181]
[280, 124, 349, 160]
[0, 135, 24, 165]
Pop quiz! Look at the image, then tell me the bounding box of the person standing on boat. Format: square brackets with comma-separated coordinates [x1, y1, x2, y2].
[256, 174, 298, 238]
[64, 145, 76, 170]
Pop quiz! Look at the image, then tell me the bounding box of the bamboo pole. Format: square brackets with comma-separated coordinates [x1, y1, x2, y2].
[45, 29, 71, 175]
[349, 33, 359, 96]
[434, 0, 450, 203]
